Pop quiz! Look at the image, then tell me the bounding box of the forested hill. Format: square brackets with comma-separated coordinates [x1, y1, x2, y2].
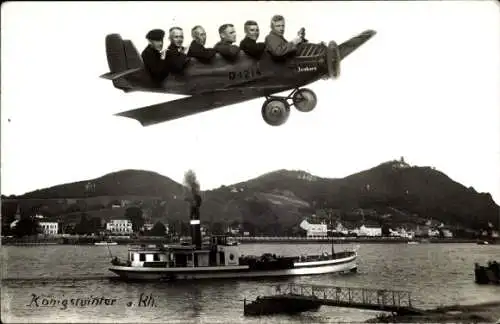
[3, 160, 499, 232]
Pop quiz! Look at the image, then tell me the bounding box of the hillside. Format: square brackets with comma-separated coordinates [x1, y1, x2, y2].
[17, 169, 185, 199]
[2, 161, 499, 233]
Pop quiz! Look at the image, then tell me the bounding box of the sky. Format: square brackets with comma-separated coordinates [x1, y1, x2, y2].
[1, 1, 499, 204]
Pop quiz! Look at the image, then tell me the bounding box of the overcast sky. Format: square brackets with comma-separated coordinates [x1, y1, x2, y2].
[2, 1, 499, 204]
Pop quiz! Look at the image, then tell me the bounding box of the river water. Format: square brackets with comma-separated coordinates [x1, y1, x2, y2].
[2, 243, 499, 323]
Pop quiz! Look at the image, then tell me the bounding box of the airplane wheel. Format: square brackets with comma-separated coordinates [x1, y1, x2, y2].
[261, 98, 290, 126]
[293, 88, 317, 112]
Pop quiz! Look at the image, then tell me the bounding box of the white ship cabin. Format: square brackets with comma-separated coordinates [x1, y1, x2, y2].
[127, 236, 241, 268]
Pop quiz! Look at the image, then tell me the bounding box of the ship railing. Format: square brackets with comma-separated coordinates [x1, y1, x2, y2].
[267, 283, 413, 309]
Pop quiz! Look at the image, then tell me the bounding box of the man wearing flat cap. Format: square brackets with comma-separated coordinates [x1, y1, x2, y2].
[141, 28, 169, 83]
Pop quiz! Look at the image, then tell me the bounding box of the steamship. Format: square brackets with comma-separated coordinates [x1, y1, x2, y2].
[108, 176, 358, 281]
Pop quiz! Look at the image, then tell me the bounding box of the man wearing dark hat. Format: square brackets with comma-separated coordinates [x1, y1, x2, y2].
[141, 29, 169, 83]
[164, 27, 190, 73]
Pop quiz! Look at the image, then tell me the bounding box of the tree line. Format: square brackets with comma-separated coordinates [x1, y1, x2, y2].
[3, 199, 495, 238]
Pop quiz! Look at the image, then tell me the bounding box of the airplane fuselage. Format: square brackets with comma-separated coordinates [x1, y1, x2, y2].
[124, 46, 329, 96]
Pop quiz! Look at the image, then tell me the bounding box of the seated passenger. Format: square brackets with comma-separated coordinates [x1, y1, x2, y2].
[141, 29, 169, 83]
[214, 24, 240, 62]
[264, 15, 304, 61]
[239, 20, 266, 59]
[164, 27, 190, 73]
[187, 25, 217, 64]
[298, 27, 309, 43]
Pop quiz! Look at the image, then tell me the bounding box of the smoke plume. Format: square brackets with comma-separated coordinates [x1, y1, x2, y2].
[184, 169, 200, 192]
[184, 169, 200, 198]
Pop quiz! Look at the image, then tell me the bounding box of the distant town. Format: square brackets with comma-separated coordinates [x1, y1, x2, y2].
[4, 201, 499, 244]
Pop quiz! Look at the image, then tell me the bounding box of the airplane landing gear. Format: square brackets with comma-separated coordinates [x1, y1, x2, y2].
[261, 87, 318, 126]
[292, 88, 317, 112]
[261, 98, 290, 126]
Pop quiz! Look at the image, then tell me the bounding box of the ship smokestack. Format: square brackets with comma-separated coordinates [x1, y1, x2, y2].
[184, 169, 202, 249]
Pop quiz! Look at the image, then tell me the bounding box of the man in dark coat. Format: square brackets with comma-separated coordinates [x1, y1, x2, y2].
[240, 20, 266, 59]
[187, 25, 217, 64]
[164, 27, 190, 73]
[214, 24, 240, 62]
[141, 29, 169, 83]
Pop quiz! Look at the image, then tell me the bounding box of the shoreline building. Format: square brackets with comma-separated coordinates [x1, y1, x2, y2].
[354, 225, 382, 237]
[106, 219, 133, 234]
[299, 219, 328, 237]
[39, 222, 59, 235]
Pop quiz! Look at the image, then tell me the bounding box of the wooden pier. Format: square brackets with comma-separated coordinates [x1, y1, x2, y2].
[244, 283, 424, 316]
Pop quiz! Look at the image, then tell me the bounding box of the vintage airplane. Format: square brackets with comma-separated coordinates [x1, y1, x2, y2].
[100, 29, 376, 127]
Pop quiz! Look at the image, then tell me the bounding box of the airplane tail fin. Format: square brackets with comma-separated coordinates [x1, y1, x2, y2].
[103, 34, 143, 91]
[338, 29, 376, 60]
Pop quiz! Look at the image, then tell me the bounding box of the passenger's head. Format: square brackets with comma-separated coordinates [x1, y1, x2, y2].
[244, 20, 260, 41]
[191, 25, 207, 46]
[169, 27, 184, 48]
[270, 15, 285, 36]
[218, 24, 236, 44]
[146, 29, 165, 51]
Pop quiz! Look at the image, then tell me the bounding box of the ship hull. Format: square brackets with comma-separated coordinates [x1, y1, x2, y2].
[109, 254, 357, 281]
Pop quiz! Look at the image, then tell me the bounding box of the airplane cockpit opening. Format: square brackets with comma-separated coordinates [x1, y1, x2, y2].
[100, 29, 376, 127]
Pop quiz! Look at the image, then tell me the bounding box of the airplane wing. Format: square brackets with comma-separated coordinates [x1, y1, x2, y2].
[115, 86, 289, 127]
[338, 29, 377, 60]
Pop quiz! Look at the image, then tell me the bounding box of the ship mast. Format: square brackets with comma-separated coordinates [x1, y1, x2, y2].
[329, 209, 335, 256]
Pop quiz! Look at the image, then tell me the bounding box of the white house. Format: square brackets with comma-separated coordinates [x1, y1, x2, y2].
[106, 219, 133, 234]
[441, 229, 453, 238]
[300, 220, 328, 237]
[356, 225, 382, 237]
[390, 228, 414, 239]
[428, 228, 440, 237]
[39, 222, 59, 235]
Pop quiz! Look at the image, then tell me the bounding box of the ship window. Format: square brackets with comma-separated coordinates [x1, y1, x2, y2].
[153, 254, 160, 261]
[139, 254, 145, 261]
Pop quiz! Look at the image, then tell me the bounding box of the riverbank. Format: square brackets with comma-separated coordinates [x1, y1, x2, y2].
[1, 235, 168, 246]
[366, 301, 500, 323]
[236, 237, 482, 244]
[2, 235, 487, 246]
